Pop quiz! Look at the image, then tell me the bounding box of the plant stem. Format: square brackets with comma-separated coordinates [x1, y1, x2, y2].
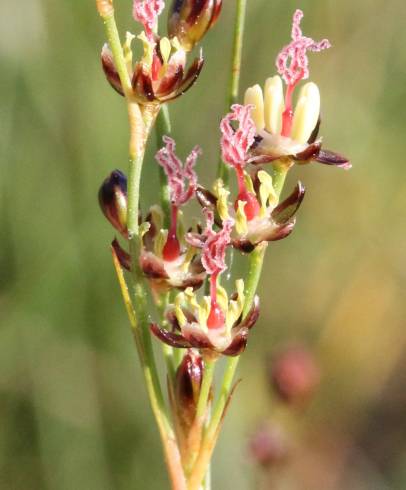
[273, 163, 289, 197]
[155, 104, 172, 228]
[188, 172, 288, 488]
[217, 0, 248, 184]
[158, 293, 176, 382]
[99, 9, 132, 97]
[228, 0, 247, 108]
[196, 358, 216, 421]
[97, 5, 186, 487]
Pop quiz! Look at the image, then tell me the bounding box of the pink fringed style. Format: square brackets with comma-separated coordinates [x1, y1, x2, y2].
[133, 0, 165, 40]
[220, 104, 256, 169]
[188, 210, 234, 276]
[276, 9, 331, 87]
[155, 136, 201, 208]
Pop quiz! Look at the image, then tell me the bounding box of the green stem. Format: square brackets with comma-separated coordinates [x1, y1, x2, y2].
[217, 0, 248, 183]
[272, 163, 289, 197]
[228, 0, 247, 108]
[188, 173, 288, 488]
[98, 6, 186, 487]
[196, 359, 216, 421]
[101, 12, 132, 96]
[155, 104, 172, 228]
[158, 293, 176, 382]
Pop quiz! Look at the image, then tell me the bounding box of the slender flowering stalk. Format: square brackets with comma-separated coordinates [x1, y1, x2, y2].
[95, 2, 350, 489]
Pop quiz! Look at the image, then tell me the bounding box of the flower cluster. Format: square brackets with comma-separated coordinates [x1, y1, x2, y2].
[96, 4, 351, 487]
[152, 210, 260, 356]
[101, 0, 222, 103]
[99, 6, 349, 361]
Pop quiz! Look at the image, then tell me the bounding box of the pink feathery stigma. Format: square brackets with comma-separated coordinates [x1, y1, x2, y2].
[220, 104, 256, 169]
[133, 0, 165, 40]
[199, 210, 234, 276]
[155, 136, 201, 208]
[276, 9, 331, 87]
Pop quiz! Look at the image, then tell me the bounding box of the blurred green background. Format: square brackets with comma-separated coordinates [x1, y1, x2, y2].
[1, 0, 406, 488]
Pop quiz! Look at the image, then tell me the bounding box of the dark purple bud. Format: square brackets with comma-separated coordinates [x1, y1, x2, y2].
[98, 170, 128, 237]
[249, 424, 290, 468]
[175, 349, 204, 430]
[168, 0, 223, 51]
[269, 345, 320, 406]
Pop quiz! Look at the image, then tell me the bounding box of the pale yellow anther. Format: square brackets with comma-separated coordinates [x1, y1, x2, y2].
[124, 32, 136, 72]
[200, 297, 211, 328]
[175, 293, 187, 327]
[264, 76, 284, 135]
[181, 246, 196, 272]
[171, 36, 182, 52]
[139, 222, 151, 239]
[244, 85, 265, 131]
[258, 170, 277, 216]
[216, 285, 229, 313]
[291, 82, 321, 144]
[137, 32, 154, 67]
[235, 200, 248, 235]
[159, 37, 172, 65]
[214, 179, 230, 221]
[154, 229, 168, 258]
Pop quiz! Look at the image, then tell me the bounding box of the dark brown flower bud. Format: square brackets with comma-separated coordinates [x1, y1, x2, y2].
[249, 424, 290, 468]
[175, 349, 203, 431]
[168, 0, 222, 51]
[98, 170, 128, 237]
[269, 345, 320, 406]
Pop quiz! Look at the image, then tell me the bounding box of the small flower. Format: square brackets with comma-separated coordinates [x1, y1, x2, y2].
[151, 281, 260, 356]
[98, 170, 128, 238]
[200, 104, 305, 251]
[197, 172, 305, 253]
[168, 0, 223, 51]
[137, 139, 204, 290]
[151, 212, 260, 356]
[101, 0, 205, 103]
[244, 10, 350, 169]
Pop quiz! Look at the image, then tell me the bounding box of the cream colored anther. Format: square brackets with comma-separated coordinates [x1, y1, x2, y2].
[264, 76, 284, 135]
[244, 85, 265, 131]
[291, 82, 320, 144]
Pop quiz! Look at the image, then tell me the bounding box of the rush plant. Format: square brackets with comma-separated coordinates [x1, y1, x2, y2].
[95, 1, 349, 488]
